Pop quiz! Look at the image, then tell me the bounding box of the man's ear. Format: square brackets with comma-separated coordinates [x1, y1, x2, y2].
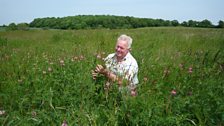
[128, 48, 132, 52]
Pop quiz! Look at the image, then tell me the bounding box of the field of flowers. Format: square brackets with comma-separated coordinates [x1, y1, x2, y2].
[0, 27, 224, 125]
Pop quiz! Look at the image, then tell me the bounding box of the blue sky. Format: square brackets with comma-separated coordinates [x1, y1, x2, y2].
[0, 0, 223, 25]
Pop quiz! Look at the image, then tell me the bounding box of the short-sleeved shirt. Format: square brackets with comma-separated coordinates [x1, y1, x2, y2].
[104, 52, 139, 86]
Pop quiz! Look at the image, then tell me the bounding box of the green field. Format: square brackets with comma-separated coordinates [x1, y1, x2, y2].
[0, 27, 224, 125]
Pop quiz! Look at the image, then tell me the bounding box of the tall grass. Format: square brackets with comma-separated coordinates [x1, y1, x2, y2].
[0, 27, 224, 125]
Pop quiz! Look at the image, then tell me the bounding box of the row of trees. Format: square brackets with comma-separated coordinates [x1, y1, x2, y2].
[3, 15, 224, 30]
[4, 23, 29, 31]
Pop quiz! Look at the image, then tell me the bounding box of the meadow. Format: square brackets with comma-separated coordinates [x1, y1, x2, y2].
[0, 27, 224, 125]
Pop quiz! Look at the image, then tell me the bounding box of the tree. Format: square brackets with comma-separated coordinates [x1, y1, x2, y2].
[198, 19, 213, 28]
[188, 20, 198, 27]
[217, 20, 224, 28]
[17, 23, 29, 30]
[7, 23, 18, 30]
[171, 20, 179, 26]
[181, 21, 188, 27]
[29, 15, 217, 29]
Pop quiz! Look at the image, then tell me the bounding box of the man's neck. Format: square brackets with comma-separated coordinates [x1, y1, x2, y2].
[116, 52, 129, 62]
[117, 57, 123, 62]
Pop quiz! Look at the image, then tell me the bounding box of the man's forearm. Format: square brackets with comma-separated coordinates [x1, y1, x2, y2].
[102, 70, 117, 82]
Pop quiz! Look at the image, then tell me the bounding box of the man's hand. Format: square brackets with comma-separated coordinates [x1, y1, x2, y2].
[92, 64, 117, 82]
[92, 64, 106, 80]
[95, 65, 106, 74]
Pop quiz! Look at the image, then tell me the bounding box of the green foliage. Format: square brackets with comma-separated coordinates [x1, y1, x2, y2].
[171, 20, 179, 26]
[6, 23, 18, 31]
[198, 19, 213, 28]
[217, 20, 224, 28]
[29, 15, 218, 30]
[0, 27, 224, 125]
[182, 20, 214, 28]
[17, 23, 29, 30]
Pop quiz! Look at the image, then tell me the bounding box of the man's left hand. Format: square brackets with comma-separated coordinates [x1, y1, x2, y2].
[95, 64, 106, 74]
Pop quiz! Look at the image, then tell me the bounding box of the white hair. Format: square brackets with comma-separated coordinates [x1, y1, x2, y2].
[117, 34, 133, 49]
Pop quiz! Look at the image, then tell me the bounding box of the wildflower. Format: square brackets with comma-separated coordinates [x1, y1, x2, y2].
[73, 56, 78, 60]
[42, 70, 47, 75]
[179, 63, 184, 70]
[61, 120, 68, 126]
[171, 89, 177, 96]
[143, 77, 148, 82]
[48, 67, 52, 72]
[71, 58, 74, 62]
[60, 60, 64, 64]
[188, 67, 193, 74]
[131, 90, 137, 96]
[60, 60, 65, 66]
[18, 79, 23, 83]
[163, 68, 170, 77]
[96, 54, 102, 59]
[71, 56, 79, 62]
[79, 55, 84, 60]
[0, 110, 5, 116]
[31, 111, 37, 117]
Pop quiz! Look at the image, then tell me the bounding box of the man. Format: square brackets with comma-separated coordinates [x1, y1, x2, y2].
[92, 34, 139, 96]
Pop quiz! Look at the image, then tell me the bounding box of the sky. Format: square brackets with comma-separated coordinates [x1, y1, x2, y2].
[0, 0, 224, 26]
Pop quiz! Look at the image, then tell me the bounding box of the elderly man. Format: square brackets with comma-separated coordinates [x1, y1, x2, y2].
[92, 34, 139, 96]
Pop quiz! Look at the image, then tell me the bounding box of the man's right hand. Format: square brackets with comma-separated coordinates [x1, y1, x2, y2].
[95, 65, 106, 74]
[92, 64, 106, 80]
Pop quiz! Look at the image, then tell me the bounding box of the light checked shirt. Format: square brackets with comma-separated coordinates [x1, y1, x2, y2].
[104, 52, 139, 86]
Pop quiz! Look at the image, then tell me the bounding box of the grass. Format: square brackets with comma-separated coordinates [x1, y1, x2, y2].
[0, 27, 224, 125]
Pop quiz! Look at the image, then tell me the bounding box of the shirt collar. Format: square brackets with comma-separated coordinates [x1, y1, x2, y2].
[114, 52, 130, 62]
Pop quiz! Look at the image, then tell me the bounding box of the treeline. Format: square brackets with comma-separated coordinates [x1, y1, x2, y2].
[3, 15, 224, 30]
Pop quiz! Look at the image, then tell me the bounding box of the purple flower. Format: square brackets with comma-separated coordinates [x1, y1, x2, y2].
[188, 67, 193, 74]
[61, 120, 68, 126]
[171, 90, 177, 96]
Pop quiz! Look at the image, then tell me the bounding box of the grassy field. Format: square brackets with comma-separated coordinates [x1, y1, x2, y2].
[0, 27, 224, 125]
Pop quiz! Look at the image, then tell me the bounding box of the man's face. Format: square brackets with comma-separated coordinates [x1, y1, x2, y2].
[115, 40, 129, 60]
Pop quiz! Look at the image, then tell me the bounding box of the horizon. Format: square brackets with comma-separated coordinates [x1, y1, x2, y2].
[1, 0, 223, 26]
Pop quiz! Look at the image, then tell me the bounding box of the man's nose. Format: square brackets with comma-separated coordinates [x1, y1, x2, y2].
[117, 47, 121, 51]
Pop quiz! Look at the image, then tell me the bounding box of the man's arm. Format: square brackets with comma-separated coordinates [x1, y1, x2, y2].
[92, 64, 137, 96]
[93, 64, 117, 82]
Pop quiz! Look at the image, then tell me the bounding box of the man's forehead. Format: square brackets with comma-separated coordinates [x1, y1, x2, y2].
[116, 40, 128, 46]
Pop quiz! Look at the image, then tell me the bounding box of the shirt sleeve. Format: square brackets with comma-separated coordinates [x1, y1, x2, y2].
[104, 53, 114, 69]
